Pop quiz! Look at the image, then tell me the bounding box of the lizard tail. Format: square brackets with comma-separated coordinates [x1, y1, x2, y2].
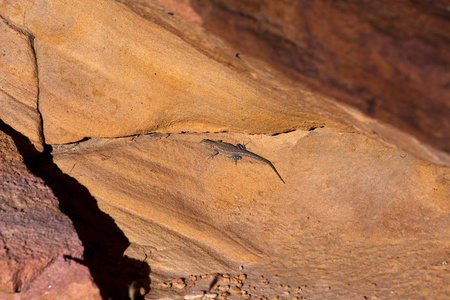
[269, 163, 285, 184]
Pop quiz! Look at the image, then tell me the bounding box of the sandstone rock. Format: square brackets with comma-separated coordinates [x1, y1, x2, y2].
[0, 18, 43, 153]
[1, 0, 448, 166]
[22, 0, 343, 145]
[0, 0, 449, 299]
[0, 0, 35, 26]
[51, 129, 450, 298]
[0, 127, 97, 297]
[186, 0, 450, 153]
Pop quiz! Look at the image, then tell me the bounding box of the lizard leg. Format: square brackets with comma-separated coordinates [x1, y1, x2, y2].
[231, 155, 242, 165]
[208, 150, 219, 158]
[236, 141, 249, 150]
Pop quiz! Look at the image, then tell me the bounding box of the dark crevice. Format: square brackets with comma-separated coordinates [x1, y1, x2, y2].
[271, 128, 297, 136]
[65, 136, 92, 145]
[307, 125, 324, 131]
[0, 119, 151, 300]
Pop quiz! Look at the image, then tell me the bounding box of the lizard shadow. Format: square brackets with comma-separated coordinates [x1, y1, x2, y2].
[0, 120, 150, 300]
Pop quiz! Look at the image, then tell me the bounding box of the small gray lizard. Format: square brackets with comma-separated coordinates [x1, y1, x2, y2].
[200, 139, 285, 184]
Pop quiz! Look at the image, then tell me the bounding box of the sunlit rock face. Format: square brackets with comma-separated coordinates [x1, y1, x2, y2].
[0, 0, 449, 299]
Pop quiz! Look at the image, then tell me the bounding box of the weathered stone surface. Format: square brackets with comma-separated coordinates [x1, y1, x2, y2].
[186, 0, 450, 154]
[0, 0, 34, 26]
[0, 18, 43, 153]
[19, 0, 352, 146]
[0, 128, 98, 298]
[52, 129, 450, 299]
[0, 0, 449, 299]
[0, 256, 101, 300]
[1, 0, 448, 165]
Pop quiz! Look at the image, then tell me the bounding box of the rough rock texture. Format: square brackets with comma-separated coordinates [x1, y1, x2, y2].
[6, 256, 101, 300]
[0, 0, 449, 299]
[0, 126, 100, 299]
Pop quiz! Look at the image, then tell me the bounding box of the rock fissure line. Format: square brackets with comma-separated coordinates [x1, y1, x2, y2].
[49, 129, 307, 149]
[28, 33, 45, 147]
[0, 14, 46, 152]
[0, 14, 29, 35]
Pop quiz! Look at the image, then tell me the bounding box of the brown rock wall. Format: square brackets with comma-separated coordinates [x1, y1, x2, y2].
[0, 126, 97, 297]
[188, 0, 450, 153]
[11, 256, 101, 300]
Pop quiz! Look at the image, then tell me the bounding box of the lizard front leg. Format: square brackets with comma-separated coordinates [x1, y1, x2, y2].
[208, 149, 219, 158]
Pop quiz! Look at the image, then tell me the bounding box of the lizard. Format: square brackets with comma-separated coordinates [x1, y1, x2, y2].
[200, 139, 285, 184]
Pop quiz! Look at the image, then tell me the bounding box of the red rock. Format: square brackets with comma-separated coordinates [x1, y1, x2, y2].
[0, 128, 99, 298]
[188, 0, 450, 153]
[14, 256, 101, 300]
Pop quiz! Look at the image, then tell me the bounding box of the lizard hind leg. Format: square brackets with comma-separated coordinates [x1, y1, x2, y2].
[236, 141, 249, 150]
[231, 155, 242, 165]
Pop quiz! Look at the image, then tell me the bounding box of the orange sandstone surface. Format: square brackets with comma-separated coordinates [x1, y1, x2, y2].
[0, 0, 449, 299]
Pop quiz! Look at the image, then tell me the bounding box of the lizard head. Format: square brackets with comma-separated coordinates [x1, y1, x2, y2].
[200, 139, 215, 148]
